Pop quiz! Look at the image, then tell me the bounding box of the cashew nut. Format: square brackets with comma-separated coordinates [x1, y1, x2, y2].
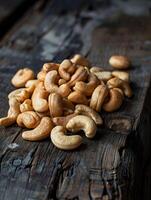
[42, 63, 59, 72]
[112, 71, 130, 82]
[20, 99, 33, 112]
[66, 115, 97, 138]
[109, 55, 131, 69]
[59, 59, 76, 81]
[8, 88, 30, 103]
[71, 54, 91, 67]
[52, 113, 77, 127]
[58, 84, 71, 98]
[94, 71, 112, 82]
[68, 91, 88, 105]
[22, 117, 54, 141]
[17, 111, 40, 128]
[0, 98, 20, 126]
[90, 84, 108, 111]
[32, 82, 49, 112]
[51, 126, 82, 150]
[62, 98, 75, 115]
[58, 78, 67, 86]
[103, 88, 124, 112]
[90, 67, 103, 74]
[107, 77, 132, 97]
[44, 70, 59, 93]
[75, 104, 103, 125]
[25, 79, 40, 93]
[48, 93, 63, 117]
[74, 73, 99, 96]
[37, 70, 47, 81]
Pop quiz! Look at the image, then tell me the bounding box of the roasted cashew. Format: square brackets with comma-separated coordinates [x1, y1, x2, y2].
[94, 71, 112, 82]
[103, 88, 124, 112]
[48, 93, 63, 117]
[112, 71, 130, 82]
[8, 88, 30, 103]
[32, 82, 49, 112]
[66, 115, 97, 138]
[11, 68, 34, 88]
[37, 70, 47, 81]
[20, 99, 33, 112]
[42, 63, 59, 72]
[75, 104, 103, 125]
[25, 79, 40, 93]
[67, 66, 88, 87]
[59, 59, 76, 81]
[52, 113, 77, 127]
[90, 84, 108, 112]
[22, 117, 54, 141]
[109, 55, 131, 69]
[70, 54, 91, 67]
[107, 77, 132, 97]
[51, 126, 82, 150]
[0, 98, 20, 126]
[58, 84, 71, 98]
[68, 91, 88, 105]
[90, 67, 103, 74]
[74, 73, 99, 96]
[17, 111, 40, 128]
[44, 70, 59, 93]
[58, 78, 67, 86]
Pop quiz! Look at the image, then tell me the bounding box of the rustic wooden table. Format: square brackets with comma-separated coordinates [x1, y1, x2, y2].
[0, 0, 151, 200]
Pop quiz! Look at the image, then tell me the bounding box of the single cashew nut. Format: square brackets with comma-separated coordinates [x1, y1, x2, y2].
[42, 63, 59, 72]
[11, 68, 34, 88]
[71, 54, 91, 67]
[109, 55, 131, 69]
[20, 99, 33, 112]
[59, 59, 76, 81]
[112, 71, 130, 82]
[22, 117, 54, 141]
[58, 84, 71, 98]
[53, 113, 77, 127]
[37, 70, 47, 81]
[17, 111, 40, 128]
[44, 70, 59, 93]
[8, 88, 30, 103]
[25, 79, 40, 93]
[107, 77, 132, 97]
[51, 126, 82, 150]
[48, 93, 63, 117]
[103, 88, 124, 112]
[66, 115, 97, 138]
[32, 82, 49, 112]
[74, 73, 99, 96]
[75, 104, 103, 125]
[90, 67, 103, 74]
[68, 91, 88, 105]
[58, 78, 67, 86]
[90, 84, 108, 112]
[94, 71, 112, 82]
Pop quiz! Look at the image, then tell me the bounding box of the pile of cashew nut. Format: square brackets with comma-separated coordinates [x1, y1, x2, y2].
[0, 54, 132, 150]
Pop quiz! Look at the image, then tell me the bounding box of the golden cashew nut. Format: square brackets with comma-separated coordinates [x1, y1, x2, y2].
[42, 63, 59, 72]
[20, 99, 33, 112]
[8, 88, 30, 103]
[17, 111, 40, 128]
[90, 67, 103, 74]
[74, 73, 99, 96]
[66, 115, 97, 138]
[32, 82, 49, 112]
[58, 84, 71, 98]
[44, 70, 59, 93]
[70, 54, 91, 67]
[107, 77, 132, 97]
[94, 71, 112, 82]
[48, 93, 63, 117]
[75, 104, 103, 125]
[90, 84, 108, 112]
[37, 70, 47, 81]
[59, 59, 76, 81]
[109, 55, 131, 69]
[11, 68, 34, 88]
[22, 117, 54, 141]
[25, 79, 40, 93]
[103, 88, 124, 112]
[50, 126, 82, 150]
[112, 71, 130, 82]
[68, 91, 88, 105]
[58, 79, 67, 86]
[52, 113, 77, 127]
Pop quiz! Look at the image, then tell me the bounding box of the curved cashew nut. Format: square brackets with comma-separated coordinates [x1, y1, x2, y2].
[109, 55, 131, 69]
[58, 84, 71, 98]
[53, 113, 77, 127]
[75, 104, 103, 125]
[68, 91, 88, 105]
[44, 70, 59, 93]
[22, 117, 54, 141]
[25, 79, 40, 93]
[37, 70, 47, 81]
[103, 88, 124, 112]
[11, 68, 34, 88]
[66, 115, 97, 138]
[94, 71, 112, 82]
[70, 54, 91, 67]
[107, 77, 132, 97]
[8, 88, 30, 103]
[17, 111, 40, 128]
[20, 99, 33, 112]
[90, 67, 103, 74]
[42, 63, 59, 72]
[90, 84, 108, 111]
[51, 126, 82, 150]
[48, 93, 63, 117]
[59, 59, 76, 81]
[0, 98, 20, 126]
[58, 78, 67, 86]
[112, 71, 130, 82]
[32, 82, 49, 112]
[74, 73, 99, 96]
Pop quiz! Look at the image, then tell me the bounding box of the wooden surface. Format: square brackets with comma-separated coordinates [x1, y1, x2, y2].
[0, 1, 151, 199]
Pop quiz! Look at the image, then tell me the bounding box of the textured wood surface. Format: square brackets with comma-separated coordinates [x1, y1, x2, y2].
[0, 1, 151, 200]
